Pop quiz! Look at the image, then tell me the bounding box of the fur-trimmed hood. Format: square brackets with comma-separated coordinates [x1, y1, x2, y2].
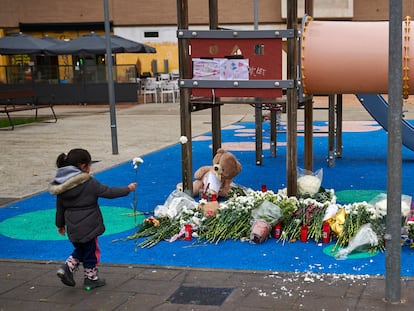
[49, 166, 92, 195]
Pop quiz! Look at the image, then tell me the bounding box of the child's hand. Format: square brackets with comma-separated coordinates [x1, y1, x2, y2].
[58, 227, 66, 236]
[128, 182, 137, 192]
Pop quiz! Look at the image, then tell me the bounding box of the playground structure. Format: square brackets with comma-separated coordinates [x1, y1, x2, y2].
[176, 1, 411, 197]
[175, 0, 407, 304]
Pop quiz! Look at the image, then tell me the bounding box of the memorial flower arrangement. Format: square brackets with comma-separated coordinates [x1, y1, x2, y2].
[332, 202, 384, 253]
[331, 193, 412, 254]
[129, 186, 333, 248]
[127, 167, 413, 256]
[406, 220, 414, 247]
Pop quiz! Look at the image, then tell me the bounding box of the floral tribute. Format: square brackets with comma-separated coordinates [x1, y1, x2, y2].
[128, 168, 413, 257]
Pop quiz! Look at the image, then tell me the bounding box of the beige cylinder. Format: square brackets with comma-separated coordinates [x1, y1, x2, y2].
[301, 18, 412, 96]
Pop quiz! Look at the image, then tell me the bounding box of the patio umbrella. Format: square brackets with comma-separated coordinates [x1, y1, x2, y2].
[44, 32, 156, 55]
[111, 35, 156, 53]
[0, 32, 57, 55]
[40, 35, 63, 45]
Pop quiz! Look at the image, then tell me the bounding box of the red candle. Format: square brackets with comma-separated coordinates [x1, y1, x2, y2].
[300, 225, 308, 242]
[184, 224, 192, 240]
[322, 221, 330, 244]
[273, 222, 282, 239]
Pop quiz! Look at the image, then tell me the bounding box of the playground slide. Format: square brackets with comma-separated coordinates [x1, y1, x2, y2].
[300, 18, 413, 97]
[356, 94, 414, 151]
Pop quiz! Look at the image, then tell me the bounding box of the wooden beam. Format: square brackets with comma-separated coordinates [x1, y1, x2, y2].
[209, 0, 222, 157]
[286, 0, 298, 196]
[177, 0, 193, 196]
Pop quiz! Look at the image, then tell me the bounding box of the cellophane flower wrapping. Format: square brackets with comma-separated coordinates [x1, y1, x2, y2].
[368, 193, 412, 219]
[297, 167, 323, 197]
[335, 223, 378, 259]
[154, 190, 197, 219]
[250, 200, 282, 243]
[251, 200, 282, 227]
[250, 220, 272, 244]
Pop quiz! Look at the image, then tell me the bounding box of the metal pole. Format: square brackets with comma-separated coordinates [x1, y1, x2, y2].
[385, 0, 402, 303]
[327, 95, 335, 167]
[104, 0, 118, 155]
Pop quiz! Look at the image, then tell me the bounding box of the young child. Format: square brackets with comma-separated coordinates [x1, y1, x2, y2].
[49, 148, 136, 289]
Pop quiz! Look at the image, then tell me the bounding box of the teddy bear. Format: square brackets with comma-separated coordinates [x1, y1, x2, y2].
[191, 148, 242, 198]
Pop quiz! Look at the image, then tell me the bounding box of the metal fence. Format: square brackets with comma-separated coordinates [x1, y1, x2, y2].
[0, 64, 138, 85]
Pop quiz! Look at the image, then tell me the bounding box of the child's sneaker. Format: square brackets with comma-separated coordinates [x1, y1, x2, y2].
[57, 264, 75, 287]
[84, 277, 106, 290]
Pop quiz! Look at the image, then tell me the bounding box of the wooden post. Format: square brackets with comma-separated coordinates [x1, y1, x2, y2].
[303, 0, 313, 171]
[177, 0, 193, 196]
[209, 0, 222, 158]
[286, 0, 298, 196]
[270, 109, 277, 157]
[255, 103, 263, 165]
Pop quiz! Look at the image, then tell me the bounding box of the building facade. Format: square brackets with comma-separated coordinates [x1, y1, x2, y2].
[0, 0, 413, 103]
[1, 0, 414, 75]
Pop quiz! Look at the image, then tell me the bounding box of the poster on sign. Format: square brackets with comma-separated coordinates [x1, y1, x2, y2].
[190, 38, 282, 97]
[193, 58, 249, 81]
[221, 58, 249, 80]
[192, 58, 221, 80]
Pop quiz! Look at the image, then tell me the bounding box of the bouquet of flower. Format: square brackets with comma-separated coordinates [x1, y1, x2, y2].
[280, 200, 327, 243]
[407, 220, 414, 244]
[335, 223, 379, 259]
[129, 216, 182, 248]
[368, 193, 412, 219]
[250, 200, 282, 243]
[279, 189, 335, 243]
[197, 194, 255, 244]
[297, 167, 323, 198]
[227, 182, 253, 198]
[154, 190, 197, 219]
[332, 202, 381, 252]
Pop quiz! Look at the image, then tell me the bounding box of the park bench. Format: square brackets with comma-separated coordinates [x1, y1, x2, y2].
[0, 89, 57, 130]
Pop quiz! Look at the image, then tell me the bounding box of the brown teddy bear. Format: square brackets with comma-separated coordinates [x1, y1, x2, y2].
[191, 148, 242, 198]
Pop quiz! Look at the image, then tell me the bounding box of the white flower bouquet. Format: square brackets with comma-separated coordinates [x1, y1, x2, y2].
[368, 193, 412, 218]
[297, 167, 323, 197]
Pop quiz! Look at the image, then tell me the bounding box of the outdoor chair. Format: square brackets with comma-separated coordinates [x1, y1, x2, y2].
[160, 80, 177, 104]
[158, 73, 170, 81]
[170, 69, 179, 80]
[143, 77, 158, 104]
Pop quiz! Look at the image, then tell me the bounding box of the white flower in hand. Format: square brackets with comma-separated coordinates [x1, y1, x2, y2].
[132, 157, 144, 169]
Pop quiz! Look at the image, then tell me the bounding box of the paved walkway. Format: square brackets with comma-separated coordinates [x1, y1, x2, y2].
[1, 96, 414, 310]
[1, 260, 413, 310]
[0, 101, 254, 201]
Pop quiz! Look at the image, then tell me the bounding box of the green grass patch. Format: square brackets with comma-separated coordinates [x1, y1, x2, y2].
[0, 117, 47, 128]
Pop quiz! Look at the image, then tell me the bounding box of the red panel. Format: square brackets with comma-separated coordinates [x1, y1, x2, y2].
[190, 38, 282, 98]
